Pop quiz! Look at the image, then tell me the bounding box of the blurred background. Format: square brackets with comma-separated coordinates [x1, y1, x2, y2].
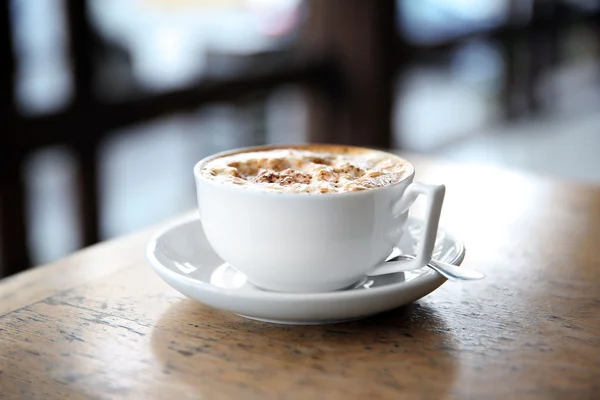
[1, 0, 599, 277]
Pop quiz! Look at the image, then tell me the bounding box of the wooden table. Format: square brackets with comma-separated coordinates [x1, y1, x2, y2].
[1, 156, 599, 399]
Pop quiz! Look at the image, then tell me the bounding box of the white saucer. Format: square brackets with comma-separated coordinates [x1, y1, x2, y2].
[146, 216, 465, 325]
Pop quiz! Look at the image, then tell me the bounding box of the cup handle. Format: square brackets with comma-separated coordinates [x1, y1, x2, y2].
[370, 182, 445, 275]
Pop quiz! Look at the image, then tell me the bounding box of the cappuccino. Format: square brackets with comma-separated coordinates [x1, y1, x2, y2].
[200, 146, 411, 194]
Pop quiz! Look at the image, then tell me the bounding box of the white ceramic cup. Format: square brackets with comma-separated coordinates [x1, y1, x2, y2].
[194, 145, 445, 293]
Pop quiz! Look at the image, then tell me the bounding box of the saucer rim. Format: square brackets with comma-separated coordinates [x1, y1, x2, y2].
[146, 214, 465, 301]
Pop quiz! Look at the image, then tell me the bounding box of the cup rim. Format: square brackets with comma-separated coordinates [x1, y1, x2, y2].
[193, 143, 416, 198]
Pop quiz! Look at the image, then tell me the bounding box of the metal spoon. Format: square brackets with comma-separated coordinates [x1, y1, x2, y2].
[370, 254, 485, 281]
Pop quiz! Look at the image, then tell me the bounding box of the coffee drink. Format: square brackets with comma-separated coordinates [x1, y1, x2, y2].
[194, 144, 444, 292]
[199, 146, 411, 194]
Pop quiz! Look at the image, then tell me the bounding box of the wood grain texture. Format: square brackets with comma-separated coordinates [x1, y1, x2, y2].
[1, 157, 599, 400]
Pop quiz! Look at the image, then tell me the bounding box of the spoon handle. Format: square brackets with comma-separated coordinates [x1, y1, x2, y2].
[368, 255, 485, 281]
[428, 259, 485, 281]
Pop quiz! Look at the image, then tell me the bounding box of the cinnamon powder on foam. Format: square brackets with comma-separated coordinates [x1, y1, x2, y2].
[200, 149, 410, 194]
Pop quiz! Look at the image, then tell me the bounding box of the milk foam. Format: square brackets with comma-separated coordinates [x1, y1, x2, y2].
[200, 148, 410, 194]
